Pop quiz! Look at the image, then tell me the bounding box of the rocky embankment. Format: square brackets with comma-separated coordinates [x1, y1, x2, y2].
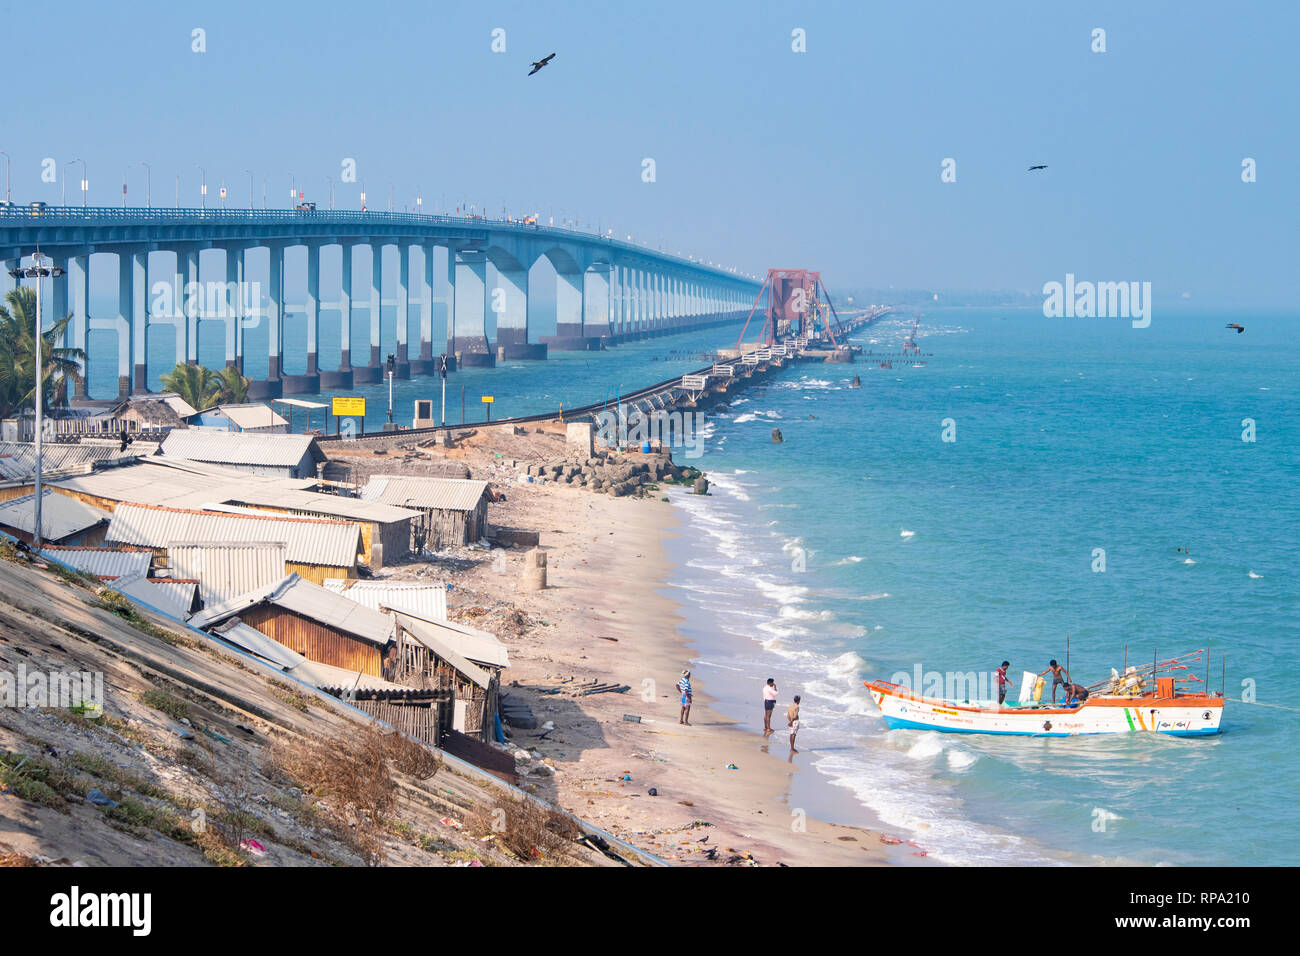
[518, 452, 705, 497]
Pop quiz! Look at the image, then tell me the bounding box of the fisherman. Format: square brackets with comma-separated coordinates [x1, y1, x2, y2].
[763, 678, 779, 734]
[995, 661, 1011, 705]
[1037, 659, 1072, 703]
[677, 670, 693, 725]
[787, 695, 802, 753]
[1062, 681, 1090, 706]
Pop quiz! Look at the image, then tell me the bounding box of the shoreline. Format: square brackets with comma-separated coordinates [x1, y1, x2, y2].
[370, 428, 914, 864]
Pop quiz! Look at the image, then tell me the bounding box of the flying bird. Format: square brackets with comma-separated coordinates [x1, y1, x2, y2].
[528, 53, 556, 76]
[1028, 165, 1048, 171]
[1226, 323, 1245, 333]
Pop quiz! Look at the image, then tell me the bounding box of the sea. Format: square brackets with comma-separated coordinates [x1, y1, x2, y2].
[664, 305, 1299, 866]
[82, 300, 1299, 865]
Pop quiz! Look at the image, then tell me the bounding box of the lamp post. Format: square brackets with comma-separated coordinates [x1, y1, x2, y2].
[326, 175, 334, 210]
[0, 150, 10, 204]
[386, 353, 396, 425]
[72, 159, 87, 207]
[245, 169, 255, 210]
[288, 172, 295, 208]
[62, 159, 80, 206]
[195, 164, 207, 211]
[121, 166, 128, 209]
[7, 252, 66, 551]
[138, 162, 151, 208]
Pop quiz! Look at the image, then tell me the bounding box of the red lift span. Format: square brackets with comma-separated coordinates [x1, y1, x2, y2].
[734, 268, 848, 351]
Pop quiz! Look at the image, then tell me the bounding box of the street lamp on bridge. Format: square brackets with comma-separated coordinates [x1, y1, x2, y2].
[195, 165, 207, 211]
[137, 162, 151, 208]
[326, 175, 334, 210]
[288, 172, 295, 208]
[62, 159, 86, 207]
[0, 149, 10, 204]
[7, 252, 66, 552]
[245, 170, 255, 210]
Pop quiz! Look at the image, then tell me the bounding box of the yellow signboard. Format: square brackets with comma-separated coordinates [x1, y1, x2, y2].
[481, 395, 495, 404]
[332, 397, 366, 417]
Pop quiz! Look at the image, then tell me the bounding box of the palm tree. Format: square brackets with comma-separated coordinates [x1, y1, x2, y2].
[213, 364, 250, 404]
[0, 287, 86, 420]
[159, 362, 219, 411]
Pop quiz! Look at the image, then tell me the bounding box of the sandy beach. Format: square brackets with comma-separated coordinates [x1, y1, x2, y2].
[342, 426, 920, 866]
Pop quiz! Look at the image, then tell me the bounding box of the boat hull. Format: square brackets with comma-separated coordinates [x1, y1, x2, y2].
[866, 681, 1223, 737]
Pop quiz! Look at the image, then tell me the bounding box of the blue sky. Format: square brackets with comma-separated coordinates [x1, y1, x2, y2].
[2, 0, 1296, 303]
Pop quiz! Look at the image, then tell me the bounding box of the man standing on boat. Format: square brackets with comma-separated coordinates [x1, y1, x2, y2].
[763, 678, 779, 734]
[996, 661, 1011, 705]
[1037, 659, 1072, 703]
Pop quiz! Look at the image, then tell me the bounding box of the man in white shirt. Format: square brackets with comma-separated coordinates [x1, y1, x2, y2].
[763, 678, 779, 735]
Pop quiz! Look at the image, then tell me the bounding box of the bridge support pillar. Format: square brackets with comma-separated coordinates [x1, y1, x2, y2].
[130, 251, 148, 394]
[394, 244, 410, 378]
[68, 255, 89, 398]
[353, 243, 383, 383]
[182, 248, 199, 365]
[410, 242, 436, 374]
[114, 252, 133, 398]
[553, 268, 583, 345]
[450, 249, 492, 365]
[282, 243, 321, 395]
[583, 265, 611, 343]
[494, 264, 540, 359]
[222, 246, 243, 373]
[339, 243, 352, 375]
[305, 242, 320, 375]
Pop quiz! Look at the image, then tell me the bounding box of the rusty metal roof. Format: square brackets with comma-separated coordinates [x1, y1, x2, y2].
[40, 546, 153, 579]
[50, 458, 317, 510]
[0, 441, 155, 481]
[359, 475, 490, 512]
[389, 606, 507, 669]
[107, 503, 360, 568]
[322, 579, 448, 621]
[167, 541, 288, 606]
[190, 573, 394, 646]
[0, 489, 111, 540]
[224, 488, 419, 524]
[160, 430, 325, 468]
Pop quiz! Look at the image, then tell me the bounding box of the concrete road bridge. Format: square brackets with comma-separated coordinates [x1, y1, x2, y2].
[0, 205, 759, 399]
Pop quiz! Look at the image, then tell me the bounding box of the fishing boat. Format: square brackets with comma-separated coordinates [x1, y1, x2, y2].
[865, 651, 1224, 737]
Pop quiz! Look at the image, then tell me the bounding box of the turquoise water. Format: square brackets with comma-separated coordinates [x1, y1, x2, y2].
[82, 304, 743, 431]
[664, 306, 1299, 865]
[82, 300, 1298, 864]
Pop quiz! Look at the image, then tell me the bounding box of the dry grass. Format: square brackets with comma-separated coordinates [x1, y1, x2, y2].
[473, 796, 581, 863]
[264, 727, 440, 865]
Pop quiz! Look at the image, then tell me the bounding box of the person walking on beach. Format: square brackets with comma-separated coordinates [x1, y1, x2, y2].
[995, 661, 1011, 706]
[1037, 659, 1071, 703]
[787, 695, 802, 753]
[677, 670, 693, 725]
[763, 678, 779, 735]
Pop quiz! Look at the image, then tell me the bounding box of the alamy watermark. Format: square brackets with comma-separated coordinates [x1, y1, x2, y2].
[1, 665, 103, 713]
[889, 664, 1003, 702]
[1042, 274, 1151, 328]
[595, 408, 706, 459]
[150, 279, 263, 325]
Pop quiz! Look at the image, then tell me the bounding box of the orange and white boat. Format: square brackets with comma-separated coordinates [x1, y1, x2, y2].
[866, 654, 1224, 737]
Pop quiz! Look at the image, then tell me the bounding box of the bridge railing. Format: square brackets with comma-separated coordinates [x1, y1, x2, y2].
[0, 205, 759, 283]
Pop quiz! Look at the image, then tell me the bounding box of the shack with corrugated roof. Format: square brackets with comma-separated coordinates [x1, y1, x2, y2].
[359, 474, 491, 550]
